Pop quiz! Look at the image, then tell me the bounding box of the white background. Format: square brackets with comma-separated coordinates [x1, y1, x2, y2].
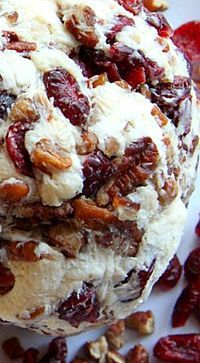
[0, 1, 199, 361]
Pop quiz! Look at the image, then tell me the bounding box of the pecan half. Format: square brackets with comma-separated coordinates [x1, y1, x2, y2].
[31, 138, 72, 173]
[0, 180, 29, 203]
[65, 5, 98, 47]
[125, 310, 155, 335]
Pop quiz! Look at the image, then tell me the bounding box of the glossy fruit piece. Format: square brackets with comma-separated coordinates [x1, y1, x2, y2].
[172, 280, 200, 328]
[184, 248, 200, 282]
[126, 66, 146, 89]
[156, 255, 182, 290]
[146, 12, 173, 38]
[43, 68, 90, 126]
[39, 337, 67, 363]
[117, 0, 143, 15]
[154, 334, 200, 363]
[107, 15, 134, 44]
[2, 337, 24, 359]
[6, 121, 33, 177]
[56, 282, 100, 328]
[83, 151, 116, 197]
[172, 21, 200, 62]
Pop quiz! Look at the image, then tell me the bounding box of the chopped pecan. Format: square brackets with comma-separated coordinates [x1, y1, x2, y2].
[6, 41, 37, 52]
[2, 337, 24, 359]
[18, 306, 45, 320]
[76, 131, 98, 155]
[65, 5, 98, 47]
[90, 74, 107, 88]
[0, 179, 29, 203]
[127, 344, 149, 363]
[106, 320, 125, 349]
[48, 223, 84, 258]
[144, 0, 169, 11]
[7, 241, 39, 262]
[104, 137, 120, 157]
[18, 201, 73, 221]
[5, 11, 19, 24]
[0, 262, 15, 295]
[151, 105, 168, 126]
[9, 98, 39, 123]
[107, 350, 125, 363]
[159, 178, 178, 206]
[125, 310, 155, 335]
[85, 336, 108, 363]
[31, 138, 72, 173]
[73, 198, 117, 229]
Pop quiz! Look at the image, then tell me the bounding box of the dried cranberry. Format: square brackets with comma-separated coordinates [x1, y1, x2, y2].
[126, 66, 146, 89]
[6, 121, 33, 177]
[23, 348, 39, 363]
[195, 219, 200, 237]
[184, 248, 200, 282]
[39, 337, 67, 363]
[116, 0, 143, 15]
[79, 47, 120, 82]
[56, 282, 100, 328]
[156, 255, 182, 290]
[43, 68, 90, 126]
[154, 334, 200, 363]
[83, 151, 116, 197]
[0, 91, 16, 119]
[150, 76, 191, 130]
[109, 43, 164, 86]
[2, 337, 24, 359]
[0, 262, 15, 295]
[106, 15, 134, 44]
[146, 12, 173, 38]
[172, 280, 200, 328]
[172, 21, 200, 63]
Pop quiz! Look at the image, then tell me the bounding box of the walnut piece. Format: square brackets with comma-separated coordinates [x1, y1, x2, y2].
[125, 310, 155, 335]
[107, 350, 126, 363]
[85, 336, 108, 363]
[127, 344, 149, 363]
[144, 0, 169, 11]
[106, 320, 125, 349]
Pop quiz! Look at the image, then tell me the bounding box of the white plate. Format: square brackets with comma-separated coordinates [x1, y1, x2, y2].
[0, 1, 199, 361]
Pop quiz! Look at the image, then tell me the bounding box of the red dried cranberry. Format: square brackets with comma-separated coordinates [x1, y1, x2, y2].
[195, 219, 200, 237]
[172, 280, 200, 328]
[0, 91, 16, 119]
[56, 282, 100, 328]
[146, 12, 173, 38]
[184, 248, 200, 282]
[83, 151, 116, 197]
[23, 348, 39, 363]
[6, 121, 33, 177]
[0, 262, 15, 295]
[39, 337, 67, 363]
[43, 68, 90, 126]
[2, 337, 24, 359]
[106, 15, 134, 44]
[117, 0, 143, 15]
[154, 334, 200, 363]
[172, 21, 200, 63]
[79, 47, 121, 82]
[156, 255, 182, 290]
[125, 66, 146, 89]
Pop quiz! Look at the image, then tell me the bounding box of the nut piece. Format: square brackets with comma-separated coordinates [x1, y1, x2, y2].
[7, 241, 39, 262]
[31, 138, 72, 173]
[49, 223, 84, 258]
[144, 0, 169, 11]
[90, 74, 107, 88]
[127, 344, 149, 363]
[76, 131, 98, 155]
[125, 310, 155, 335]
[85, 336, 108, 363]
[9, 98, 39, 123]
[151, 105, 168, 127]
[5, 11, 19, 24]
[65, 5, 98, 47]
[0, 179, 29, 203]
[106, 320, 125, 349]
[107, 350, 126, 363]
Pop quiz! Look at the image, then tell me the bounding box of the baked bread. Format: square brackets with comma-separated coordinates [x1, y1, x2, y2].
[0, 0, 199, 336]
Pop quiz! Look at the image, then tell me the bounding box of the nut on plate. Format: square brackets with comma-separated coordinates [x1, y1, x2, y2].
[107, 350, 126, 363]
[144, 0, 169, 11]
[106, 320, 125, 349]
[125, 310, 155, 335]
[85, 336, 108, 363]
[127, 344, 149, 363]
